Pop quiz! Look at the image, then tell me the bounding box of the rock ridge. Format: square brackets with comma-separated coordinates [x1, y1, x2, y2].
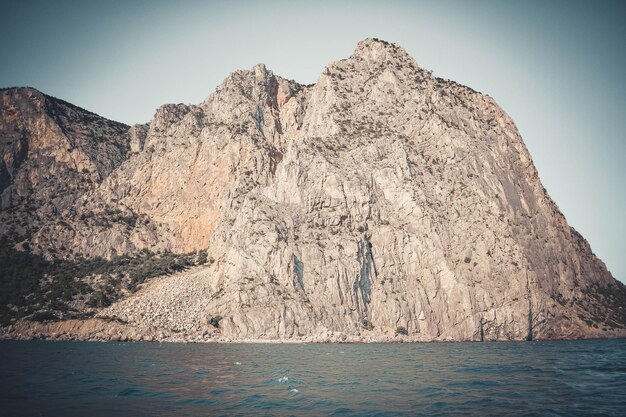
[1, 39, 625, 342]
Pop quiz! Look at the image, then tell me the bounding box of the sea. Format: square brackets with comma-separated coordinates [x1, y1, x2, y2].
[1, 339, 625, 416]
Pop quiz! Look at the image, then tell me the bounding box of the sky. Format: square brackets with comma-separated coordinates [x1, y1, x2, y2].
[1, 0, 625, 283]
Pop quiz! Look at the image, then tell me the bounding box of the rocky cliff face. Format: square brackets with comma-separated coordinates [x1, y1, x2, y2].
[1, 39, 625, 342]
[0, 87, 132, 247]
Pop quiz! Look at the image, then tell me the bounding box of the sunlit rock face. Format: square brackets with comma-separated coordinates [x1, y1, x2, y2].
[2, 39, 625, 342]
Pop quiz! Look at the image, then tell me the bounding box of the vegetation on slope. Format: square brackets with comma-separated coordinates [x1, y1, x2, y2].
[0, 238, 208, 326]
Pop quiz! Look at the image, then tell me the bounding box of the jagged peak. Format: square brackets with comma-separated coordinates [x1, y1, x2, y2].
[150, 102, 192, 131]
[252, 63, 268, 78]
[218, 63, 275, 89]
[208, 62, 307, 111]
[351, 38, 414, 65]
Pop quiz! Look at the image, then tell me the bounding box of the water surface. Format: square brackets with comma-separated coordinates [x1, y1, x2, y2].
[1, 339, 625, 416]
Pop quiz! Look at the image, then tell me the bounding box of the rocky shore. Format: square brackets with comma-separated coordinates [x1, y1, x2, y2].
[0, 319, 425, 344]
[3, 262, 624, 344]
[3, 319, 625, 343]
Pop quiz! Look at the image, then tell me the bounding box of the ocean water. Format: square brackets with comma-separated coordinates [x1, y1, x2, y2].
[1, 339, 625, 416]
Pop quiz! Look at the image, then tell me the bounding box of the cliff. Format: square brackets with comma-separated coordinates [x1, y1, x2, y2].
[1, 39, 625, 342]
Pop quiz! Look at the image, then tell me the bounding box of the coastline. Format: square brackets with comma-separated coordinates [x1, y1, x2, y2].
[2, 318, 625, 344]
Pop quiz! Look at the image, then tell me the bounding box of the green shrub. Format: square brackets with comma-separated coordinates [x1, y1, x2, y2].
[0, 239, 211, 325]
[208, 315, 222, 328]
[361, 319, 374, 331]
[30, 310, 59, 322]
[396, 326, 408, 336]
[197, 249, 208, 265]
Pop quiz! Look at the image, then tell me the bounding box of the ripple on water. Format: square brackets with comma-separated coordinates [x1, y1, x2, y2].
[1, 339, 625, 416]
[117, 388, 142, 397]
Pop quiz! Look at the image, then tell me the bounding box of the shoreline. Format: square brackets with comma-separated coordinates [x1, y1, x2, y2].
[2, 318, 625, 344]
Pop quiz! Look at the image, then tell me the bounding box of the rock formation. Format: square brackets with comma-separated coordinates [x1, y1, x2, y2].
[0, 87, 131, 245]
[1, 39, 625, 342]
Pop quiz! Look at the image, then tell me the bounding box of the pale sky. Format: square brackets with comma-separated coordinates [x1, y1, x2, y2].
[1, 0, 625, 283]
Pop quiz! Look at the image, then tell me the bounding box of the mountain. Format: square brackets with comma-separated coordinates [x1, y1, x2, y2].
[1, 39, 625, 342]
[0, 87, 132, 239]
